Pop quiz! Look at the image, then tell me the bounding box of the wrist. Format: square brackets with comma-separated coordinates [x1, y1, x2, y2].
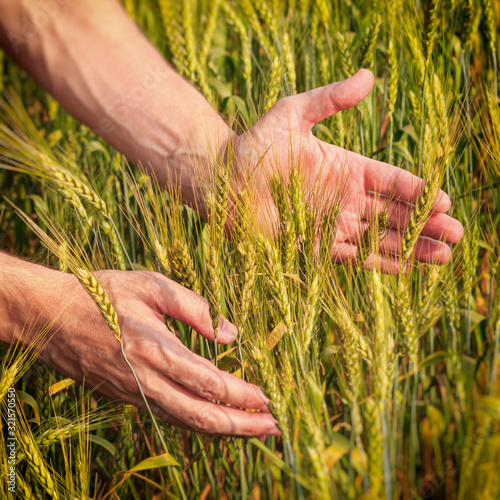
[0, 254, 74, 349]
[145, 114, 235, 219]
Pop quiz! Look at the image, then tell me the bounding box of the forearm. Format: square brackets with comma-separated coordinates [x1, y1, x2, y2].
[0, 252, 71, 347]
[0, 0, 231, 212]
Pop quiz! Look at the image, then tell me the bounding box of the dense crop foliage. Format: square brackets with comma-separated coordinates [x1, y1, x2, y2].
[1, 0, 500, 498]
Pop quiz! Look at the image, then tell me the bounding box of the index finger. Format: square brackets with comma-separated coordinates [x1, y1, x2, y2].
[360, 153, 451, 213]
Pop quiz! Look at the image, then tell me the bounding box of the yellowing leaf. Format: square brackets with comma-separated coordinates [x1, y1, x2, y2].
[426, 405, 445, 436]
[232, 361, 248, 379]
[267, 321, 288, 351]
[398, 351, 447, 381]
[353, 312, 364, 322]
[283, 273, 304, 285]
[125, 453, 180, 477]
[350, 446, 368, 475]
[49, 378, 75, 396]
[479, 396, 500, 419]
[216, 339, 250, 361]
[323, 433, 350, 467]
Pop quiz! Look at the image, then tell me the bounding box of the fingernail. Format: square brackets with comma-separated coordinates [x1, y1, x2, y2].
[266, 414, 279, 425]
[218, 317, 238, 342]
[256, 387, 270, 407]
[268, 426, 281, 436]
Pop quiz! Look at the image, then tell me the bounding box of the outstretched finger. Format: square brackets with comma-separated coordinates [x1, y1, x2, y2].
[359, 153, 451, 213]
[363, 193, 464, 243]
[333, 226, 452, 271]
[332, 242, 405, 274]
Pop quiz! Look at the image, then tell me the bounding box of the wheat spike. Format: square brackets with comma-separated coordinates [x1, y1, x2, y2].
[20, 433, 60, 499]
[221, 3, 253, 95]
[159, 0, 188, 75]
[251, 342, 290, 441]
[264, 55, 283, 112]
[235, 191, 257, 327]
[254, 0, 279, 46]
[387, 39, 399, 117]
[169, 238, 201, 293]
[259, 234, 293, 333]
[363, 397, 384, 497]
[335, 32, 354, 78]
[199, 0, 221, 64]
[289, 167, 307, 238]
[113, 404, 134, 480]
[73, 268, 122, 343]
[402, 171, 440, 261]
[35, 364, 51, 423]
[270, 175, 297, 275]
[240, 0, 273, 58]
[422, 0, 439, 63]
[0, 360, 20, 404]
[480, 0, 497, 53]
[301, 273, 320, 355]
[395, 278, 418, 367]
[153, 239, 172, 277]
[205, 244, 222, 333]
[460, 0, 474, 48]
[371, 271, 390, 404]
[316, 25, 331, 87]
[359, 13, 382, 68]
[283, 33, 297, 94]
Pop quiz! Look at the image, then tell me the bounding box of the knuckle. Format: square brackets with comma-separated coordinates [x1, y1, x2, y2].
[198, 371, 224, 401]
[272, 95, 293, 114]
[191, 409, 218, 433]
[121, 375, 140, 395]
[195, 300, 213, 333]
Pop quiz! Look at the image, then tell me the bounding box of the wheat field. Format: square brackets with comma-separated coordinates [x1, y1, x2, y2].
[1, 0, 500, 499]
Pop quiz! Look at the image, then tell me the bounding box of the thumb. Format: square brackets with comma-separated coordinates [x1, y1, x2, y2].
[293, 69, 374, 129]
[147, 272, 238, 344]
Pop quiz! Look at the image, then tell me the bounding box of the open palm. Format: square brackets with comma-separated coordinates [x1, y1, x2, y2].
[233, 69, 463, 273]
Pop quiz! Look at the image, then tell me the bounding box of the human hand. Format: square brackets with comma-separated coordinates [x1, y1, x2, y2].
[232, 69, 463, 273]
[37, 267, 278, 436]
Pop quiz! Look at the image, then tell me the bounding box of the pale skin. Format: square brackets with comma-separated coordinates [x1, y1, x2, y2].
[0, 1, 463, 436]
